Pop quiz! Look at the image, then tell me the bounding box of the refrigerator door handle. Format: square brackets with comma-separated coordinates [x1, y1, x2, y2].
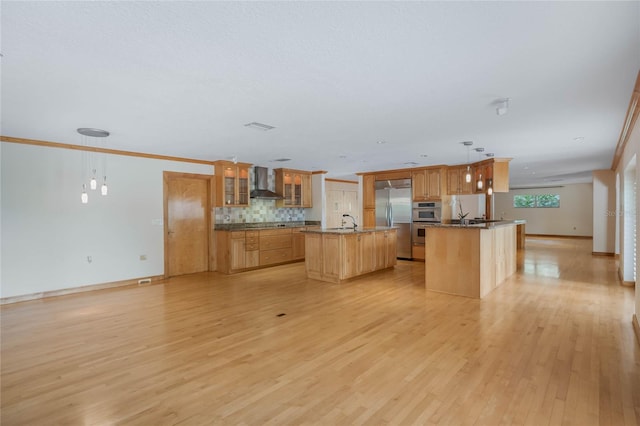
[389, 203, 393, 227]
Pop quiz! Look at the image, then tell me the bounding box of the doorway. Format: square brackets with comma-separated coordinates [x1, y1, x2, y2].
[163, 172, 213, 277]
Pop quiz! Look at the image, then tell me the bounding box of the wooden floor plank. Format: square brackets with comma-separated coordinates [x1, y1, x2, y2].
[1, 237, 638, 425]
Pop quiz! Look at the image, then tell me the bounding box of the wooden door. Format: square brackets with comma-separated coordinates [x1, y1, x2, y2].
[164, 172, 212, 277]
[326, 189, 343, 228]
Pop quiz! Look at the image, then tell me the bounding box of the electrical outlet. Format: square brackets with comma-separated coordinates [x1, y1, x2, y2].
[140, 255, 147, 261]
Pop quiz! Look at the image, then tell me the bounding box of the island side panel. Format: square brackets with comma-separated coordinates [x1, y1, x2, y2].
[425, 227, 481, 298]
[305, 233, 324, 281]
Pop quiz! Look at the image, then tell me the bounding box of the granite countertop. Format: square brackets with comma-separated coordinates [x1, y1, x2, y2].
[215, 221, 321, 231]
[301, 226, 396, 234]
[425, 219, 526, 230]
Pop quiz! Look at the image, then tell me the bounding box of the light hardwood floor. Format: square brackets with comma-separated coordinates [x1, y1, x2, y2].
[1, 237, 638, 425]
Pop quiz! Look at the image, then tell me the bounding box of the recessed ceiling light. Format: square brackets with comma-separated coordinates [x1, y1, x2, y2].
[523, 166, 529, 170]
[420, 154, 428, 158]
[270, 158, 291, 162]
[462, 141, 473, 147]
[377, 141, 387, 144]
[339, 155, 347, 159]
[573, 137, 585, 142]
[244, 122, 275, 131]
[404, 162, 419, 166]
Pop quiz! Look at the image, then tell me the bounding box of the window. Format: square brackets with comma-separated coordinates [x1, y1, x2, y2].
[513, 194, 560, 208]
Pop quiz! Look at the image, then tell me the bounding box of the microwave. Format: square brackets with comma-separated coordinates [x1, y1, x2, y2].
[412, 201, 441, 222]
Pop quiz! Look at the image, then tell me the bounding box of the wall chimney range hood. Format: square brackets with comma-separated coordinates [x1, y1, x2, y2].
[250, 166, 283, 200]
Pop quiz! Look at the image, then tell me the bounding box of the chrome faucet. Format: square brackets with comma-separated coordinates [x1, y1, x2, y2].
[342, 214, 357, 229]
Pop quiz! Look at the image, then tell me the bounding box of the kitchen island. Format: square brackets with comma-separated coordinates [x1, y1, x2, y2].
[425, 221, 524, 298]
[302, 227, 397, 283]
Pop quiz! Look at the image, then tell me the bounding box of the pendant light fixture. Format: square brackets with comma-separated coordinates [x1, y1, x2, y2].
[474, 147, 484, 191]
[462, 141, 473, 183]
[78, 128, 110, 204]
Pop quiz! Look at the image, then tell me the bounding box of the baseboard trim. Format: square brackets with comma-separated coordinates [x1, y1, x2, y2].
[633, 315, 640, 347]
[621, 280, 636, 288]
[527, 234, 593, 239]
[0, 275, 166, 305]
[592, 251, 615, 256]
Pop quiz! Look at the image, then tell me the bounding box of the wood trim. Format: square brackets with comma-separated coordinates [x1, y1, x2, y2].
[633, 314, 640, 347]
[611, 71, 640, 170]
[621, 280, 635, 287]
[312, 170, 328, 175]
[1, 135, 217, 166]
[527, 234, 593, 239]
[325, 178, 358, 184]
[0, 275, 165, 305]
[163, 172, 215, 278]
[592, 251, 615, 256]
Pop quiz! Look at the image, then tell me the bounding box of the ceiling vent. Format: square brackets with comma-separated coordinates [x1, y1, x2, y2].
[244, 122, 275, 131]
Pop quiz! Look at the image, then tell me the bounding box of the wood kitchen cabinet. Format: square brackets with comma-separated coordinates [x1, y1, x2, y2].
[362, 174, 376, 227]
[472, 159, 510, 194]
[375, 230, 397, 269]
[447, 166, 474, 195]
[213, 160, 251, 207]
[412, 167, 443, 201]
[292, 228, 305, 260]
[275, 169, 313, 208]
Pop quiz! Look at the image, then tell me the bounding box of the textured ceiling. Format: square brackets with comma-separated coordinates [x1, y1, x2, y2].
[1, 1, 639, 187]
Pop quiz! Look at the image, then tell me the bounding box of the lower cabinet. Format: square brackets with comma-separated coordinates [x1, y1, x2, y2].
[216, 227, 306, 274]
[374, 230, 397, 269]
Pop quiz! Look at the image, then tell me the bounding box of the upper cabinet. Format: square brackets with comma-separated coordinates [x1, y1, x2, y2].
[412, 167, 444, 201]
[214, 160, 251, 207]
[274, 168, 313, 208]
[472, 159, 510, 194]
[447, 166, 474, 195]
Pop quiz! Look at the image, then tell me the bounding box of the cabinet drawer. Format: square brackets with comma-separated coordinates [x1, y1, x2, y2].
[231, 231, 245, 239]
[245, 236, 259, 245]
[260, 248, 293, 266]
[259, 235, 292, 250]
[259, 228, 292, 237]
[246, 243, 259, 251]
[245, 231, 259, 238]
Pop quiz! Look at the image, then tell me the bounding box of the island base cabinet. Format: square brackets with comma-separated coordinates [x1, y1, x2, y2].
[425, 225, 516, 298]
[304, 229, 397, 283]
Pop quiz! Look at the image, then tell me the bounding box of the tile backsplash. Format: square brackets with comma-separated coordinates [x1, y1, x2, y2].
[215, 199, 305, 223]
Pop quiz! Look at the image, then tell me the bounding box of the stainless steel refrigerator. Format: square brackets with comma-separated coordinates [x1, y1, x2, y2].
[375, 179, 412, 259]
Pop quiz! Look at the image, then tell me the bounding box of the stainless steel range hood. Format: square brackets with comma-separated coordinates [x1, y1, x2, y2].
[250, 166, 283, 200]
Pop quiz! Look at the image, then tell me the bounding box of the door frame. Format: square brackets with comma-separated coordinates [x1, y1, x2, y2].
[163, 171, 216, 278]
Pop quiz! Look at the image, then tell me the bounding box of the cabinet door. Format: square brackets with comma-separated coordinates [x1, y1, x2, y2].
[245, 250, 259, 268]
[363, 175, 376, 209]
[223, 166, 237, 205]
[342, 234, 359, 279]
[358, 233, 375, 273]
[412, 170, 427, 201]
[302, 173, 312, 207]
[426, 169, 441, 199]
[447, 169, 460, 195]
[385, 231, 397, 267]
[374, 231, 387, 270]
[237, 166, 249, 205]
[230, 238, 246, 270]
[292, 229, 305, 260]
[460, 167, 474, 194]
[293, 174, 302, 206]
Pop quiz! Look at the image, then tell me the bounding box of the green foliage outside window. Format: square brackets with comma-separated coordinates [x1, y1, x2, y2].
[514, 194, 560, 208]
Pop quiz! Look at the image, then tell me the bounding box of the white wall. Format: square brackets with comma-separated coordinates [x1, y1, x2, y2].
[613, 115, 640, 320]
[307, 173, 325, 224]
[592, 170, 616, 253]
[494, 183, 593, 236]
[449, 194, 485, 220]
[1, 142, 213, 298]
